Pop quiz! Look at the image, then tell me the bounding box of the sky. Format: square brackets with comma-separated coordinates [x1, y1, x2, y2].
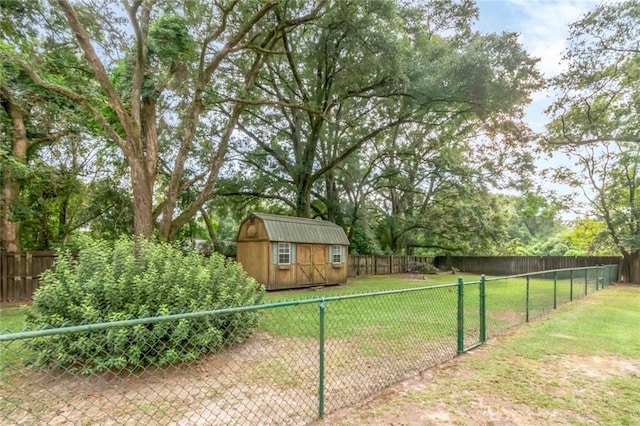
[473, 0, 602, 133]
[471, 0, 606, 215]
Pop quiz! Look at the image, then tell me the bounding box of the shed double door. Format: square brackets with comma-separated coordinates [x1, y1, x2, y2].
[297, 244, 327, 285]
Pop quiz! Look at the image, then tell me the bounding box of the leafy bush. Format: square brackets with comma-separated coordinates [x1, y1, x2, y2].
[25, 238, 264, 373]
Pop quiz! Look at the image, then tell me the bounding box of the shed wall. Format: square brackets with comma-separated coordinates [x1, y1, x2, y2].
[236, 241, 269, 286]
[237, 217, 269, 241]
[236, 214, 349, 290]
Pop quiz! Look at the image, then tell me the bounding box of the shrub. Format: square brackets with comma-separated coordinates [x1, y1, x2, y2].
[25, 238, 264, 374]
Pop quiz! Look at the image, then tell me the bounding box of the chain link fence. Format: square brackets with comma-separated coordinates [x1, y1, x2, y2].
[0, 265, 618, 425]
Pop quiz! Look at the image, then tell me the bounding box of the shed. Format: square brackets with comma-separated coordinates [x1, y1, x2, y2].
[236, 213, 350, 290]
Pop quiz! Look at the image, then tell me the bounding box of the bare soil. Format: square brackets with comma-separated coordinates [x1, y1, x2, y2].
[313, 339, 640, 426]
[1, 331, 456, 425]
[4, 327, 638, 425]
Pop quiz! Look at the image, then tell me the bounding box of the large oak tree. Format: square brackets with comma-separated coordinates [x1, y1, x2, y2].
[4, 0, 324, 240]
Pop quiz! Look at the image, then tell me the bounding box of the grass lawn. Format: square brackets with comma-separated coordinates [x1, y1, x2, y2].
[320, 284, 640, 425]
[260, 274, 483, 340]
[259, 273, 581, 343]
[263, 272, 475, 301]
[0, 306, 26, 333]
[0, 306, 29, 372]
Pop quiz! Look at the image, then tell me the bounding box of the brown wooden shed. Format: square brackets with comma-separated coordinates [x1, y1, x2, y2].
[236, 213, 350, 290]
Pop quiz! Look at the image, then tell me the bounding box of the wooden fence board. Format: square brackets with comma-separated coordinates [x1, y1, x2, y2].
[0, 252, 622, 301]
[0, 252, 57, 302]
[347, 255, 435, 277]
[433, 255, 621, 276]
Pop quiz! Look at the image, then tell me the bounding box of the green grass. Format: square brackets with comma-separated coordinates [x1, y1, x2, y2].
[0, 306, 29, 372]
[263, 273, 472, 302]
[394, 285, 640, 425]
[259, 274, 578, 342]
[0, 306, 27, 333]
[260, 274, 480, 340]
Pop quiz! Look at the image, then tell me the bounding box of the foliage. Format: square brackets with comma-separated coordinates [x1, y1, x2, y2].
[2, 0, 548, 258]
[24, 238, 264, 373]
[226, 0, 541, 254]
[546, 1, 640, 280]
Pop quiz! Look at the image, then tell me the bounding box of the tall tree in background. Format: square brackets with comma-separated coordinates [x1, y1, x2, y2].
[2, 0, 544, 255]
[228, 0, 541, 255]
[547, 0, 640, 281]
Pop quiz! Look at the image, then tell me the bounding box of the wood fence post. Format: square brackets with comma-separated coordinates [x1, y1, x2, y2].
[1, 251, 6, 303]
[26, 252, 33, 300]
[15, 253, 22, 301]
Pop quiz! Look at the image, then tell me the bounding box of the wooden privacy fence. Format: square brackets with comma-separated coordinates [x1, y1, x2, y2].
[433, 255, 622, 276]
[1, 252, 57, 303]
[1, 252, 622, 302]
[348, 255, 434, 277]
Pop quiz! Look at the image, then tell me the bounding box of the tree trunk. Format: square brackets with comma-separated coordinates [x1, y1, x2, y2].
[621, 252, 640, 284]
[295, 176, 313, 218]
[0, 93, 28, 252]
[324, 172, 343, 224]
[130, 159, 154, 239]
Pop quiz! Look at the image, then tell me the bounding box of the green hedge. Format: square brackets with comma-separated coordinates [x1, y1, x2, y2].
[25, 238, 264, 373]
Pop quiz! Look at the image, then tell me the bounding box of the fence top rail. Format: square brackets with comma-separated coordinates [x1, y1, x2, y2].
[439, 255, 621, 259]
[482, 264, 617, 282]
[0, 282, 462, 342]
[1, 264, 617, 342]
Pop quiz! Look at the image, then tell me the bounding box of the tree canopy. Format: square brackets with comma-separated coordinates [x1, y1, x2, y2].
[546, 0, 640, 281]
[3, 0, 624, 267]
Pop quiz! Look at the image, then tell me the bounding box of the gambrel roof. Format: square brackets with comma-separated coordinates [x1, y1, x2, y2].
[248, 213, 349, 245]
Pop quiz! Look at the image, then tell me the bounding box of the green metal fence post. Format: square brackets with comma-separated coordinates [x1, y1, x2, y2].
[599, 266, 604, 290]
[570, 269, 573, 302]
[457, 277, 464, 355]
[479, 274, 486, 343]
[584, 270, 588, 296]
[596, 266, 600, 291]
[553, 271, 557, 309]
[525, 275, 530, 322]
[318, 298, 326, 419]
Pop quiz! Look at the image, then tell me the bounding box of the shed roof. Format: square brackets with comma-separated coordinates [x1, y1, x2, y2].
[248, 213, 349, 245]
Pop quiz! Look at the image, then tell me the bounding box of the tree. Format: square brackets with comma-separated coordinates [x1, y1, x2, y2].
[547, 0, 640, 281]
[4, 0, 324, 241]
[1, 1, 97, 251]
[231, 0, 423, 218]
[229, 0, 541, 241]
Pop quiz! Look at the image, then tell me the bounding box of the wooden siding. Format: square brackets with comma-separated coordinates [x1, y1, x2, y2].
[237, 215, 349, 290]
[236, 241, 269, 286]
[268, 244, 347, 290]
[236, 217, 269, 242]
